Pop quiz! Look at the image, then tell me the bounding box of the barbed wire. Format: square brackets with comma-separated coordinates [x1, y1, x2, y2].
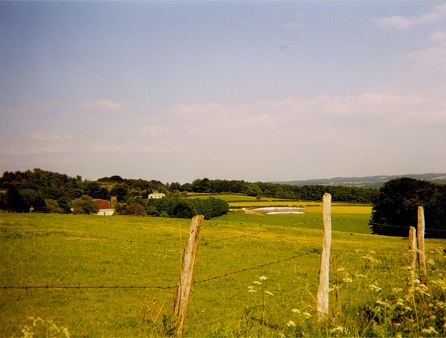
[0, 227, 264, 246]
[0, 285, 175, 290]
[209, 231, 265, 243]
[194, 252, 314, 285]
[195, 279, 314, 328]
[332, 249, 446, 256]
[0, 251, 316, 290]
[3, 227, 444, 257]
[1, 225, 444, 291]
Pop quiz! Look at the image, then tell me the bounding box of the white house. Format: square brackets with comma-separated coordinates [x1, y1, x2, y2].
[96, 209, 115, 216]
[148, 192, 166, 199]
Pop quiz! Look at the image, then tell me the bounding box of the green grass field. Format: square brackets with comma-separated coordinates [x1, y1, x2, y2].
[1, 206, 445, 337]
[186, 193, 284, 203]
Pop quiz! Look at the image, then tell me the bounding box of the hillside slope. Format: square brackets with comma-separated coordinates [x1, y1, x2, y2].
[276, 173, 446, 188]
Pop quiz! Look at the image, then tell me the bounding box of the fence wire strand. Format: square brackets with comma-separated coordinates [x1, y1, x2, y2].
[1, 223, 445, 291]
[0, 251, 316, 290]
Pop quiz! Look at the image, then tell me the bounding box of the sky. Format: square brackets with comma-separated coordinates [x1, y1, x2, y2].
[1, 1, 446, 183]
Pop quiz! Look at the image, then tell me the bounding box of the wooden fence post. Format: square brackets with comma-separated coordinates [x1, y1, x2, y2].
[406, 226, 417, 300]
[317, 193, 332, 321]
[174, 215, 204, 337]
[417, 206, 427, 285]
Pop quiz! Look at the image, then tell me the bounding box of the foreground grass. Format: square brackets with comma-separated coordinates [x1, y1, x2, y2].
[0, 211, 445, 337]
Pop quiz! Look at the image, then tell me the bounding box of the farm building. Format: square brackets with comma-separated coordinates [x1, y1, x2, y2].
[93, 199, 111, 209]
[148, 193, 165, 199]
[96, 209, 115, 216]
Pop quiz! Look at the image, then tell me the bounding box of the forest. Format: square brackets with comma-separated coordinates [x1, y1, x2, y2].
[0, 169, 377, 215]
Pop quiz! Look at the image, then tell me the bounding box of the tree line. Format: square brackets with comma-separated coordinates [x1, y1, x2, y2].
[370, 177, 446, 238]
[1, 170, 445, 235]
[0, 169, 378, 213]
[186, 178, 378, 202]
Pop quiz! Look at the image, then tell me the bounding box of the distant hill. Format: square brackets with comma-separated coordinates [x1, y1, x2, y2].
[276, 173, 446, 188]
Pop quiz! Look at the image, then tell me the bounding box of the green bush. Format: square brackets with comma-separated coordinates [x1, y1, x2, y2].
[192, 197, 229, 219]
[114, 202, 129, 215]
[146, 205, 159, 216]
[370, 178, 446, 237]
[70, 195, 98, 214]
[148, 197, 229, 219]
[127, 202, 146, 216]
[44, 199, 63, 213]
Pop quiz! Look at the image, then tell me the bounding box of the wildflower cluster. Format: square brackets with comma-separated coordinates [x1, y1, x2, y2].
[362, 252, 381, 265]
[329, 325, 349, 336]
[359, 279, 446, 337]
[21, 317, 70, 338]
[247, 276, 275, 331]
[284, 307, 314, 337]
[247, 275, 274, 297]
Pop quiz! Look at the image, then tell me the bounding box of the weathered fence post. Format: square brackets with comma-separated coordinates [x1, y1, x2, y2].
[174, 215, 204, 337]
[406, 226, 417, 300]
[417, 206, 427, 285]
[317, 193, 332, 321]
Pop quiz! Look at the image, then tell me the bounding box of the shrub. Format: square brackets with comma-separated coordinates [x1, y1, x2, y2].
[146, 205, 159, 216]
[370, 178, 446, 238]
[171, 200, 195, 218]
[5, 186, 26, 212]
[192, 197, 229, 219]
[70, 195, 98, 214]
[127, 202, 146, 216]
[148, 197, 229, 219]
[115, 202, 129, 215]
[44, 199, 63, 213]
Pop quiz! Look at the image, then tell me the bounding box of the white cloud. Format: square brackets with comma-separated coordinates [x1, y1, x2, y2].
[407, 30, 446, 70]
[281, 21, 303, 30]
[372, 2, 446, 30]
[150, 92, 445, 152]
[2, 91, 445, 181]
[91, 142, 184, 155]
[0, 132, 75, 155]
[29, 132, 73, 142]
[83, 99, 122, 111]
[408, 45, 446, 69]
[0, 101, 61, 115]
[429, 30, 446, 44]
[249, 92, 446, 124]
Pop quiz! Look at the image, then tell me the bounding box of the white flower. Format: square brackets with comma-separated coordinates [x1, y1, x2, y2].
[259, 276, 268, 281]
[362, 254, 381, 264]
[303, 312, 312, 319]
[343, 277, 353, 283]
[291, 308, 300, 314]
[287, 320, 296, 327]
[368, 284, 382, 292]
[422, 326, 438, 335]
[396, 299, 405, 307]
[253, 281, 262, 285]
[329, 326, 349, 335]
[264, 291, 274, 296]
[375, 300, 386, 306]
[248, 289, 256, 293]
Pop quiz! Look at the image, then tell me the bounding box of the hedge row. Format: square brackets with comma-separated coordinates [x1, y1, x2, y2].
[147, 197, 229, 219]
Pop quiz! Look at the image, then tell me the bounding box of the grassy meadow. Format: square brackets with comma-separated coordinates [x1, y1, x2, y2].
[1, 199, 446, 337]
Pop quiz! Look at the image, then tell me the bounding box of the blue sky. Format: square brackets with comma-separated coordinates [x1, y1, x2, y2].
[1, 1, 446, 182]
